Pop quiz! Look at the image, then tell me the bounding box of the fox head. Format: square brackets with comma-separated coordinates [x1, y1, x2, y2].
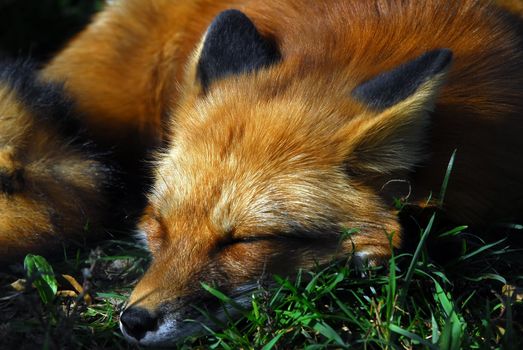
[120, 10, 452, 346]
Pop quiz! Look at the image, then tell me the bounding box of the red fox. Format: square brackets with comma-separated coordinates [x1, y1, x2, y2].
[41, 0, 523, 346]
[0, 60, 113, 263]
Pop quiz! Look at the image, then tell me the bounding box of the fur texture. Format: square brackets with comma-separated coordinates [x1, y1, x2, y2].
[496, 0, 523, 16]
[0, 59, 113, 263]
[42, 0, 523, 345]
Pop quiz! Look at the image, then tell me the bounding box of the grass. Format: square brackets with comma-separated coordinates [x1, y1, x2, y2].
[0, 240, 148, 349]
[194, 220, 523, 350]
[1, 210, 522, 349]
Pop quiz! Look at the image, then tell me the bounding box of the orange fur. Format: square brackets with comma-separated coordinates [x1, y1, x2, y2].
[43, 0, 523, 344]
[496, 0, 523, 16]
[0, 74, 110, 263]
[42, 0, 241, 161]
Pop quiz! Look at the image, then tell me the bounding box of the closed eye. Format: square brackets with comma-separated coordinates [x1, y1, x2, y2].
[218, 227, 340, 249]
[217, 235, 276, 249]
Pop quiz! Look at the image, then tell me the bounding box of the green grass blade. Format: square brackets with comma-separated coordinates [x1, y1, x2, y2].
[439, 149, 457, 205]
[438, 225, 468, 238]
[389, 324, 438, 349]
[262, 333, 284, 350]
[434, 280, 465, 350]
[23, 254, 58, 305]
[431, 313, 439, 344]
[313, 321, 347, 346]
[397, 213, 436, 309]
[457, 239, 507, 262]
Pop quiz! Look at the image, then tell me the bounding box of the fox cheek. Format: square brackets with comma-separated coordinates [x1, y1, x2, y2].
[137, 215, 165, 255]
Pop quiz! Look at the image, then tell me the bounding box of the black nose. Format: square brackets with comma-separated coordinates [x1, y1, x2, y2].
[120, 307, 158, 340]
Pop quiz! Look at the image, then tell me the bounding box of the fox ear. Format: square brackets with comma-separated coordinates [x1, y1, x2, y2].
[196, 9, 281, 91]
[344, 49, 453, 174]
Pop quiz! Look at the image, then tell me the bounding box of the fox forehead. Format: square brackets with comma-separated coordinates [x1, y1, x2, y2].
[150, 148, 353, 240]
[147, 81, 368, 240]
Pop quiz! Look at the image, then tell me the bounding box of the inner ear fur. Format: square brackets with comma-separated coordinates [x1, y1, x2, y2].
[342, 49, 453, 175]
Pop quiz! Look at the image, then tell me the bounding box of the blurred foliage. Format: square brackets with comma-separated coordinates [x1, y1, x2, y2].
[0, 0, 105, 62]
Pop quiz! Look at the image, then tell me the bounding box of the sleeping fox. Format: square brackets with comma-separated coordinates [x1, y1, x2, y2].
[41, 0, 523, 346]
[0, 59, 113, 263]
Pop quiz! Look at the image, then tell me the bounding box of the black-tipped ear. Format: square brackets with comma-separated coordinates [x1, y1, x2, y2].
[341, 50, 453, 175]
[196, 9, 281, 91]
[352, 49, 453, 110]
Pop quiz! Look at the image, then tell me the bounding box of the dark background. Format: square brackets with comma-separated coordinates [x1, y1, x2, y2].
[0, 0, 104, 63]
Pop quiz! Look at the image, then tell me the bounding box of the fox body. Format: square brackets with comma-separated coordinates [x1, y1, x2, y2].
[497, 0, 523, 16]
[42, 0, 523, 345]
[0, 61, 113, 263]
